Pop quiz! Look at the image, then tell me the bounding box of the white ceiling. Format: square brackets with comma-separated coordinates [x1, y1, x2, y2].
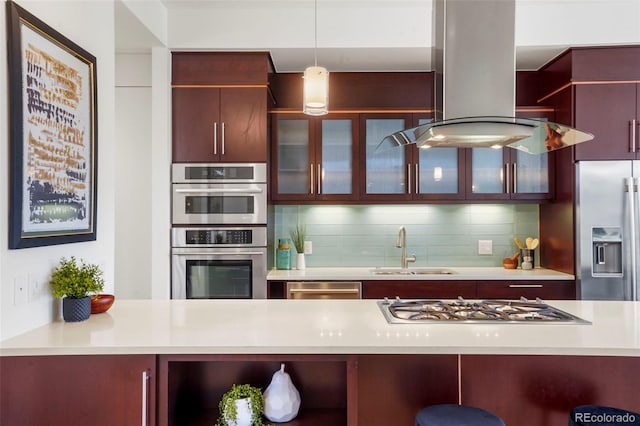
[116, 0, 640, 72]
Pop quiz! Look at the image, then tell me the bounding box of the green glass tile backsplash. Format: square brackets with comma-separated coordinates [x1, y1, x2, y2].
[274, 204, 539, 268]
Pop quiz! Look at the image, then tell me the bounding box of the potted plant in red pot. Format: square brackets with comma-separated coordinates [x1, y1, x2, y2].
[50, 256, 105, 322]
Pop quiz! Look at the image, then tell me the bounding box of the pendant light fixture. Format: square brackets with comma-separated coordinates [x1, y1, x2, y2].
[303, 0, 329, 116]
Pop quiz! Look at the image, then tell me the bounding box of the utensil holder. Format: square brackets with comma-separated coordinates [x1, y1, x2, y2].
[520, 248, 535, 269]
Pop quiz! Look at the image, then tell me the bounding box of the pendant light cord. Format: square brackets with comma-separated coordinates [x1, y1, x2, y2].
[314, 0, 318, 66]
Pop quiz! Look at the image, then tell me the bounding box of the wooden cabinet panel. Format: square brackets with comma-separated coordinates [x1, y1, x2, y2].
[476, 280, 576, 300]
[219, 88, 267, 162]
[362, 280, 477, 299]
[574, 83, 639, 161]
[173, 87, 267, 163]
[358, 355, 458, 426]
[0, 355, 156, 426]
[461, 355, 640, 426]
[172, 52, 271, 85]
[173, 88, 220, 162]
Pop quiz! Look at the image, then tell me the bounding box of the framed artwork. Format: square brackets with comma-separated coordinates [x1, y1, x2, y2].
[6, 1, 98, 249]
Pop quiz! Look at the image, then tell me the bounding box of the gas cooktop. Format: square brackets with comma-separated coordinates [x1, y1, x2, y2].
[378, 297, 590, 324]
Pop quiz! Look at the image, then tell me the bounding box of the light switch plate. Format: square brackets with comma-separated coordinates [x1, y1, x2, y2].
[478, 240, 493, 255]
[304, 240, 312, 255]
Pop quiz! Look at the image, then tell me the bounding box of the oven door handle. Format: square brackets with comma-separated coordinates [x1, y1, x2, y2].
[174, 251, 266, 256]
[174, 188, 264, 194]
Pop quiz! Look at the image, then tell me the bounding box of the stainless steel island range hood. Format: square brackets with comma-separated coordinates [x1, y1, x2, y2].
[378, 0, 593, 155]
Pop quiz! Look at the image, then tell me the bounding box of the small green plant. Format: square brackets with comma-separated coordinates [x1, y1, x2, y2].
[215, 384, 267, 426]
[289, 224, 306, 253]
[50, 256, 104, 299]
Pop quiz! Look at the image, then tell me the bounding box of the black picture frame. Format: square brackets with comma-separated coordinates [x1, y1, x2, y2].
[6, 1, 98, 249]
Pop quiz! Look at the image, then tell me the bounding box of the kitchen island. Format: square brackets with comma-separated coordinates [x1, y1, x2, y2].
[1, 299, 639, 426]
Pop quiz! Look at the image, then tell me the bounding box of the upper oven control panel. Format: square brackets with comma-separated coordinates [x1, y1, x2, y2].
[172, 163, 267, 184]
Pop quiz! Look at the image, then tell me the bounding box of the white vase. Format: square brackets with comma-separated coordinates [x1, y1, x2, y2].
[224, 397, 253, 426]
[296, 253, 306, 270]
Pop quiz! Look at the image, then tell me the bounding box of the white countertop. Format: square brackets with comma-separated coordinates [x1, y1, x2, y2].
[1, 299, 638, 357]
[267, 267, 574, 281]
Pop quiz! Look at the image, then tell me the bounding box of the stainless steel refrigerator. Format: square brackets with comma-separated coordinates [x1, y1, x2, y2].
[576, 161, 640, 300]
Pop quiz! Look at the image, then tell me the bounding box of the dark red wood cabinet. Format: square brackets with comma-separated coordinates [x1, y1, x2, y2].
[362, 280, 477, 299]
[172, 87, 267, 163]
[171, 52, 270, 163]
[270, 112, 360, 202]
[0, 355, 156, 426]
[573, 83, 640, 161]
[476, 280, 576, 300]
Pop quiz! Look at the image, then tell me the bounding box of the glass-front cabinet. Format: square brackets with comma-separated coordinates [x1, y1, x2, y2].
[412, 117, 466, 200]
[466, 111, 553, 201]
[271, 113, 358, 201]
[361, 114, 412, 201]
[361, 114, 466, 201]
[272, 111, 551, 203]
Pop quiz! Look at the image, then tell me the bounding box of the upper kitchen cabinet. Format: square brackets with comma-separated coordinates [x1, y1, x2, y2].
[573, 83, 640, 161]
[465, 110, 553, 202]
[536, 46, 640, 162]
[360, 114, 466, 202]
[172, 52, 272, 163]
[269, 72, 433, 204]
[360, 113, 414, 202]
[271, 113, 359, 202]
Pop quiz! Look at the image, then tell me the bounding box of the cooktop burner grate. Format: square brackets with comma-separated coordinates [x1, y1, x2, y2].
[378, 297, 590, 324]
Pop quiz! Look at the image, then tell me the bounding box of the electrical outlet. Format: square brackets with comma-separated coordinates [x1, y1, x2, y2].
[304, 240, 313, 255]
[478, 240, 493, 255]
[14, 275, 28, 305]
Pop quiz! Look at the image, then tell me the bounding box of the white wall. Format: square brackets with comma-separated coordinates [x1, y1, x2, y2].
[0, 0, 116, 340]
[114, 50, 171, 300]
[115, 54, 153, 299]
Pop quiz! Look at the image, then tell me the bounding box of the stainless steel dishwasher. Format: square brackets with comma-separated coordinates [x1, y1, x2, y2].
[286, 281, 362, 299]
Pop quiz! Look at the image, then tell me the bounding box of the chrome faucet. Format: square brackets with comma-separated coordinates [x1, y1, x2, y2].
[396, 226, 416, 269]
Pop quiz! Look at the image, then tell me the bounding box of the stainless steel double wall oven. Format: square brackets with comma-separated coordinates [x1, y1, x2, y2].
[171, 163, 267, 299]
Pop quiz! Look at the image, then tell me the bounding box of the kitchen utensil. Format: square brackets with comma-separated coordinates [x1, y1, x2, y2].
[529, 238, 539, 250]
[525, 237, 534, 249]
[514, 238, 524, 249]
[502, 252, 520, 269]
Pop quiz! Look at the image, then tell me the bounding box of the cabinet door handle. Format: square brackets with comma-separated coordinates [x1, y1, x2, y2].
[317, 163, 321, 194]
[310, 163, 314, 194]
[141, 370, 150, 426]
[504, 163, 510, 193]
[213, 122, 218, 155]
[632, 119, 638, 153]
[508, 284, 543, 288]
[512, 162, 517, 194]
[415, 163, 419, 194]
[221, 122, 226, 155]
[407, 164, 412, 194]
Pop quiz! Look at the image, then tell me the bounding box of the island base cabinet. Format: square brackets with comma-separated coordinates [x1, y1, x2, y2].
[0, 355, 156, 426]
[158, 354, 357, 426]
[461, 355, 640, 426]
[357, 355, 459, 426]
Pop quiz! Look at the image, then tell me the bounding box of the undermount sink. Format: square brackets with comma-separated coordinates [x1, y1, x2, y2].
[371, 268, 457, 276]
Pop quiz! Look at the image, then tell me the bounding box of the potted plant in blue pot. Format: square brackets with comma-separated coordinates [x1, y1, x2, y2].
[50, 256, 105, 322]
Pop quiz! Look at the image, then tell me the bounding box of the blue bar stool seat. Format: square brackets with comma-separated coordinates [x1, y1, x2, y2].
[415, 404, 506, 426]
[569, 405, 640, 425]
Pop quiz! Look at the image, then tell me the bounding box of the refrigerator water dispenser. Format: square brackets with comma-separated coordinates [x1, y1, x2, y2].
[592, 227, 622, 276]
